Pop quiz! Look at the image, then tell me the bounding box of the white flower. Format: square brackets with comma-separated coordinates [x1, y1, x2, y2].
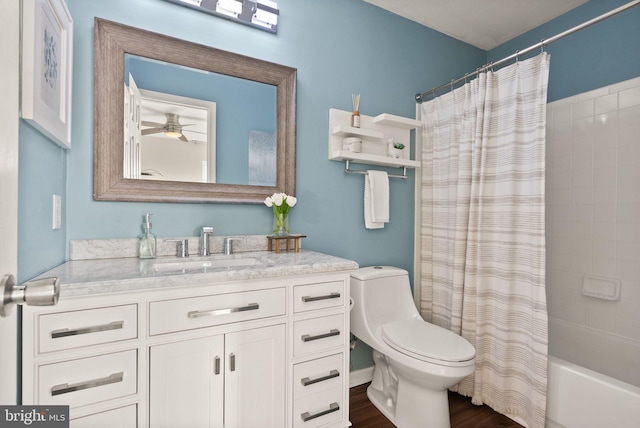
[271, 193, 285, 206]
[286, 196, 297, 207]
[264, 197, 273, 207]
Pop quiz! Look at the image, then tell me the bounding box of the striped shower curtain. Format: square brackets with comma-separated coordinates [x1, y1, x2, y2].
[419, 53, 549, 428]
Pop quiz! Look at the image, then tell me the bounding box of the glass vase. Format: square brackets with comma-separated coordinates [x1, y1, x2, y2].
[273, 212, 290, 236]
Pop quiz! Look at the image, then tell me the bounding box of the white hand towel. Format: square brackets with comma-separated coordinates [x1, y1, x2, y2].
[364, 170, 389, 229]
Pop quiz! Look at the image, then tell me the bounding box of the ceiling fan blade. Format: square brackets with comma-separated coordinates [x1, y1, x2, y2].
[179, 134, 190, 143]
[141, 121, 164, 127]
[142, 128, 164, 135]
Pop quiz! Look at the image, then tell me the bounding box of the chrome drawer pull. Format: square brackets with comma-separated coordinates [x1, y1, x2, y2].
[301, 329, 340, 342]
[301, 369, 340, 386]
[51, 320, 124, 339]
[51, 372, 124, 396]
[301, 402, 340, 422]
[301, 292, 341, 302]
[188, 303, 259, 318]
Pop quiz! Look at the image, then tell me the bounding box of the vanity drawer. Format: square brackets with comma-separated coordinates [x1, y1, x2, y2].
[38, 305, 138, 354]
[149, 288, 286, 335]
[293, 353, 344, 399]
[293, 314, 345, 357]
[71, 404, 137, 428]
[38, 350, 137, 409]
[293, 281, 345, 313]
[293, 387, 344, 428]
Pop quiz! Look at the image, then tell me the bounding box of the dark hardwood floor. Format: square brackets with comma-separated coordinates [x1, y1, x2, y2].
[349, 383, 523, 428]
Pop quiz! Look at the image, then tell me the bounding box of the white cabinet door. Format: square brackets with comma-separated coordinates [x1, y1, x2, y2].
[149, 324, 285, 428]
[149, 335, 225, 428]
[224, 324, 286, 428]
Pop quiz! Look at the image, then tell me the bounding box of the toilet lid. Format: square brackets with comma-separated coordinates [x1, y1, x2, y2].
[382, 319, 475, 364]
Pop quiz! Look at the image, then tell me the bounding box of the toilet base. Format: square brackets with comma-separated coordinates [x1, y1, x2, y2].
[367, 370, 452, 428]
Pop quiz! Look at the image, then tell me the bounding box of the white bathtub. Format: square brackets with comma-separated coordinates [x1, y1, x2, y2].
[546, 317, 640, 428]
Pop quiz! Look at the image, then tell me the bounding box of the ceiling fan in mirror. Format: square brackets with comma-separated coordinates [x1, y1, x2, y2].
[141, 113, 204, 143]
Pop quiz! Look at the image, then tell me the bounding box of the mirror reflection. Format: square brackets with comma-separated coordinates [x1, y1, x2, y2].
[124, 54, 277, 186]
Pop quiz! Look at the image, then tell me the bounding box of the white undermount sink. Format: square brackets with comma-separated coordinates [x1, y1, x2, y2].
[152, 256, 261, 273]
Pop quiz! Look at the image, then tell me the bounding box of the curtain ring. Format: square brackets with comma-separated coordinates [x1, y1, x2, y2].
[515, 50, 520, 62]
[540, 39, 546, 53]
[464, 73, 469, 84]
[450, 79, 455, 92]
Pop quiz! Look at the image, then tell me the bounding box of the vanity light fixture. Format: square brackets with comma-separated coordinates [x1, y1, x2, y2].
[161, 0, 279, 33]
[216, 0, 242, 17]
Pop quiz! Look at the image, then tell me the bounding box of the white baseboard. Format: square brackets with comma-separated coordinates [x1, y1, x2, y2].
[349, 366, 374, 388]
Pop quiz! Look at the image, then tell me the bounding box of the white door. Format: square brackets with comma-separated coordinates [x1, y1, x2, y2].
[225, 324, 286, 428]
[0, 0, 21, 404]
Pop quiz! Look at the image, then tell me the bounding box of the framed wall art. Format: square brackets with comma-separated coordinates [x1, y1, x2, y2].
[21, 0, 73, 149]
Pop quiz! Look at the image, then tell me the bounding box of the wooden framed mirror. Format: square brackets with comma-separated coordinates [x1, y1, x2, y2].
[94, 18, 296, 203]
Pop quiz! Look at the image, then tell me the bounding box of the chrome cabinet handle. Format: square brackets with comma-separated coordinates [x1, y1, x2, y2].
[51, 320, 124, 339]
[214, 356, 220, 375]
[301, 292, 340, 302]
[301, 402, 340, 422]
[51, 372, 124, 396]
[301, 329, 340, 342]
[229, 353, 236, 372]
[188, 303, 259, 318]
[301, 369, 340, 386]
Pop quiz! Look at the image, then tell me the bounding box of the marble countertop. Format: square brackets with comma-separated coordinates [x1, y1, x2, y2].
[36, 250, 359, 298]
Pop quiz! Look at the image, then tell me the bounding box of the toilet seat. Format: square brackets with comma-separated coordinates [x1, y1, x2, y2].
[382, 319, 475, 367]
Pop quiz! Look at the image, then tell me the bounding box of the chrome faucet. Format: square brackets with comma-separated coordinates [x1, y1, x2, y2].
[223, 237, 238, 255]
[165, 239, 189, 258]
[200, 227, 214, 256]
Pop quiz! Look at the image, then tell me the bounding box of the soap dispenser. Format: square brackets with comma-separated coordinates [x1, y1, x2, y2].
[139, 213, 156, 259]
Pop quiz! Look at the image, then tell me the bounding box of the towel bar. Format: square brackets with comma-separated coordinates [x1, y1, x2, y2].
[344, 160, 408, 179]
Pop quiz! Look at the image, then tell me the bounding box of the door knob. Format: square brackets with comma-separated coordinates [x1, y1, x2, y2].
[0, 274, 60, 317]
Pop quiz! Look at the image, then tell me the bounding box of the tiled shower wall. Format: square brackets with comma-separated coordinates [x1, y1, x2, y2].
[546, 76, 640, 342]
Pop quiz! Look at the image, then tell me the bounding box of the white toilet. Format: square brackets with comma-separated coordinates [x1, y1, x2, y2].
[350, 266, 475, 428]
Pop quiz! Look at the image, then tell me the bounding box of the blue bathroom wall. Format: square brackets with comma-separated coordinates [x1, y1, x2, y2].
[17, 123, 67, 283]
[488, 0, 640, 102]
[62, 0, 484, 256]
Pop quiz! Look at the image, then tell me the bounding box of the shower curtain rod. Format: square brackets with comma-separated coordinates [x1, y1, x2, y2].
[415, 0, 640, 103]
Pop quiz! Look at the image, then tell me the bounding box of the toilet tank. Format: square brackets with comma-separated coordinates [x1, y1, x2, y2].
[350, 266, 420, 339]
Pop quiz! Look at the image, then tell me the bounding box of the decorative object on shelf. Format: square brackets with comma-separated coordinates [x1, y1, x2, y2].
[388, 139, 405, 158]
[161, 0, 279, 33]
[351, 94, 361, 128]
[343, 137, 362, 153]
[264, 192, 297, 235]
[21, 0, 74, 149]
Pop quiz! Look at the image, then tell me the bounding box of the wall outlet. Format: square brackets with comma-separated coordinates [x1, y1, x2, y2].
[52, 194, 62, 230]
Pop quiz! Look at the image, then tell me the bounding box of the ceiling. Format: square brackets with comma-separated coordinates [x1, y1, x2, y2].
[364, 0, 588, 50]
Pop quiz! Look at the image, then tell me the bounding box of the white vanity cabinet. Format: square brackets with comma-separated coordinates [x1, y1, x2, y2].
[22, 259, 354, 428]
[148, 286, 287, 428]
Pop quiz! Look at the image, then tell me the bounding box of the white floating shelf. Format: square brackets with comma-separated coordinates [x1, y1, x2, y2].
[329, 150, 420, 168]
[373, 113, 421, 129]
[331, 124, 383, 140]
